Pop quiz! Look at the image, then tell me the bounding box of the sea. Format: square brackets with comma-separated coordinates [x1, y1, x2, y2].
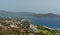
[5, 15, 60, 30]
[30, 17, 60, 30]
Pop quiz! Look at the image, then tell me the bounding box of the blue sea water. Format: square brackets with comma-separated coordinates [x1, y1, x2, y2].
[5, 15, 60, 29]
[31, 18, 60, 29]
[24, 17, 60, 29]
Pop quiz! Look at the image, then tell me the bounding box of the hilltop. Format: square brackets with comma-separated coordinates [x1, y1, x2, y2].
[0, 10, 60, 18]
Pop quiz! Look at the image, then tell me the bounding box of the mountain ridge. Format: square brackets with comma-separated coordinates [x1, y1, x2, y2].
[0, 10, 60, 18]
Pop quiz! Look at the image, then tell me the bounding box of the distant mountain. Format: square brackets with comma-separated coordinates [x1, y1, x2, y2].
[26, 13, 60, 18]
[0, 10, 60, 18]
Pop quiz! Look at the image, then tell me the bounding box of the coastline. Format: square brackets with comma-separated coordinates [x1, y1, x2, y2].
[43, 26, 60, 30]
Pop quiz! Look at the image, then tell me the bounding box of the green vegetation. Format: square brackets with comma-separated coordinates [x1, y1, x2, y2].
[0, 32, 3, 35]
[0, 17, 60, 35]
[37, 25, 59, 35]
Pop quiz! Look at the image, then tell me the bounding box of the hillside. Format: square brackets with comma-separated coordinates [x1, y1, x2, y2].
[0, 17, 59, 35]
[26, 13, 60, 18]
[0, 10, 60, 18]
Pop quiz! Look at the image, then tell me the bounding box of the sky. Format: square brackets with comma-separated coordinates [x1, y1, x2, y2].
[0, 0, 60, 14]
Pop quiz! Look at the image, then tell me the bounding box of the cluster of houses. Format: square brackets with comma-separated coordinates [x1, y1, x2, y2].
[0, 19, 41, 35]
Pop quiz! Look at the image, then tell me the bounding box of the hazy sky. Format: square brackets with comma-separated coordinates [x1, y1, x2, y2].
[0, 0, 60, 14]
